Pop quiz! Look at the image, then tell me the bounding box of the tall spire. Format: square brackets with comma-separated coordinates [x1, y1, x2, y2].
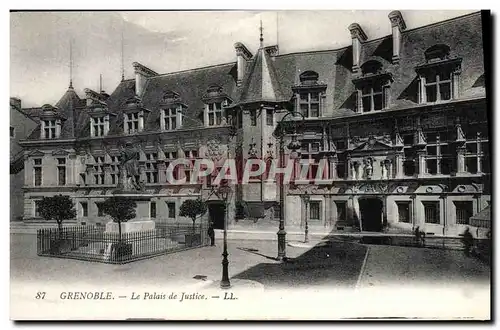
[121, 23, 125, 81]
[259, 19, 264, 48]
[276, 12, 279, 55]
[99, 74, 103, 92]
[69, 38, 73, 89]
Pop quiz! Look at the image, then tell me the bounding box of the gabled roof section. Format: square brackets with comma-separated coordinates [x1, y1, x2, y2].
[55, 87, 84, 139]
[106, 79, 137, 135]
[236, 46, 289, 106]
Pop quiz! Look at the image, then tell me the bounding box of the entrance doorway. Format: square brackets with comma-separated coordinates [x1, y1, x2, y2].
[208, 202, 226, 230]
[359, 198, 383, 232]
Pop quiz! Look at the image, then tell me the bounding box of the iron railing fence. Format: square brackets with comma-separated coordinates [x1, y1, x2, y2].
[37, 223, 209, 264]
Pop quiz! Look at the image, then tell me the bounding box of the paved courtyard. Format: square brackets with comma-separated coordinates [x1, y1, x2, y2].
[11, 233, 490, 289]
[10, 233, 367, 289]
[10, 233, 491, 320]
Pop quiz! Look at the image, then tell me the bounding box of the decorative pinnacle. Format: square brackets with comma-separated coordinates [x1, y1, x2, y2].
[259, 19, 264, 48]
[69, 39, 74, 89]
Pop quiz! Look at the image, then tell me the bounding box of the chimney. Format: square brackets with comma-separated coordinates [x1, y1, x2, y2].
[348, 23, 368, 73]
[132, 62, 158, 97]
[10, 97, 21, 110]
[84, 88, 100, 106]
[265, 45, 279, 61]
[234, 42, 253, 87]
[388, 10, 406, 64]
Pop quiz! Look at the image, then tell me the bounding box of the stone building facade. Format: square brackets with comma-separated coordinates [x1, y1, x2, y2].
[17, 11, 490, 236]
[10, 97, 37, 221]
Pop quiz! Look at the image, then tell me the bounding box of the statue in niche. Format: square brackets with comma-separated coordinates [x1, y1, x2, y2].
[364, 158, 373, 178]
[118, 142, 143, 191]
[380, 160, 388, 179]
[356, 162, 363, 180]
[221, 116, 227, 126]
[351, 161, 361, 180]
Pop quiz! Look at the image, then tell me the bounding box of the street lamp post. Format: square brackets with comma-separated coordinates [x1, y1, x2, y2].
[274, 111, 305, 262]
[303, 191, 310, 243]
[213, 183, 232, 289]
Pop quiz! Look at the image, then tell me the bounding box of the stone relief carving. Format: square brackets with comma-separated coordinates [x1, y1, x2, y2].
[363, 157, 373, 178]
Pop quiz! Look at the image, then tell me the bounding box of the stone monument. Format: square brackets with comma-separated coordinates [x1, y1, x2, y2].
[105, 142, 155, 233]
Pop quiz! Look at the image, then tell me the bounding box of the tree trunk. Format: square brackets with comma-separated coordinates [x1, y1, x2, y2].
[57, 220, 63, 240]
[118, 221, 122, 242]
[192, 219, 196, 234]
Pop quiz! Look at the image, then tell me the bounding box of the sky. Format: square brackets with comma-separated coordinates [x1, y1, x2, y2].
[10, 10, 477, 107]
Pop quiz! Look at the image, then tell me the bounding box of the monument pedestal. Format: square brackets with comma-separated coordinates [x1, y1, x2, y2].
[105, 220, 156, 233]
[104, 194, 156, 234]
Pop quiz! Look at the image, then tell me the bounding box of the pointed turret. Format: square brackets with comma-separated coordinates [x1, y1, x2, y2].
[55, 87, 81, 138]
[234, 45, 287, 106]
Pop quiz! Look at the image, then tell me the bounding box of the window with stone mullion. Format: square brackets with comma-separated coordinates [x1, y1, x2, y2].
[110, 156, 120, 185]
[425, 69, 452, 103]
[126, 113, 139, 133]
[44, 120, 57, 139]
[145, 153, 158, 183]
[92, 117, 105, 137]
[299, 92, 320, 118]
[208, 102, 223, 126]
[163, 108, 176, 130]
[465, 131, 488, 174]
[361, 83, 383, 112]
[426, 132, 451, 175]
[93, 156, 105, 185]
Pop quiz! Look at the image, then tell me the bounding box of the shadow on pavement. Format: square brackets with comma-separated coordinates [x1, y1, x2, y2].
[233, 239, 367, 289]
[237, 247, 277, 261]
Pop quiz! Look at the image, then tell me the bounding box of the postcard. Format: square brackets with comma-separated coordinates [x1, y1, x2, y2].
[9, 9, 491, 321]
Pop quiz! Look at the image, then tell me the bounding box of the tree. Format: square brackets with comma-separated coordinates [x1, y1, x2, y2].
[38, 194, 76, 237]
[101, 196, 136, 241]
[179, 199, 207, 230]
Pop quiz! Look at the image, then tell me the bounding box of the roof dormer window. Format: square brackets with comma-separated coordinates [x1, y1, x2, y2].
[161, 108, 180, 130]
[122, 96, 150, 134]
[124, 112, 139, 134]
[160, 90, 186, 131]
[416, 45, 462, 104]
[39, 104, 63, 139]
[86, 95, 113, 137]
[352, 62, 393, 113]
[292, 71, 326, 118]
[91, 116, 108, 137]
[43, 120, 58, 139]
[202, 85, 232, 127]
[208, 102, 223, 126]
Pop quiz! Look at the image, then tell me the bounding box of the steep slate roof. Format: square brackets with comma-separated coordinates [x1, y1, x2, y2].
[24, 11, 485, 140]
[105, 79, 137, 135]
[141, 63, 238, 131]
[235, 46, 288, 105]
[55, 87, 85, 139]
